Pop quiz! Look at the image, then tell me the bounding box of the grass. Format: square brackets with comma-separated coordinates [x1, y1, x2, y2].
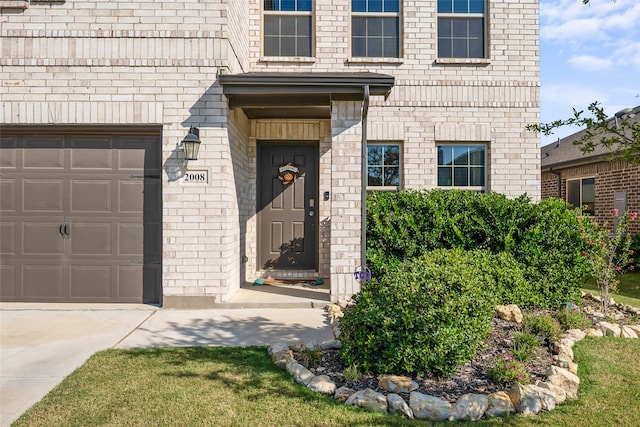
[14, 340, 640, 427]
[582, 271, 640, 308]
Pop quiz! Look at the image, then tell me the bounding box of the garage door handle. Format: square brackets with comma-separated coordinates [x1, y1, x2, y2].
[63, 224, 70, 236]
[59, 224, 65, 237]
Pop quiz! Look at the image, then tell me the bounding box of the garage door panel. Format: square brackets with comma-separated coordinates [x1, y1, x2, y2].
[119, 180, 144, 213]
[0, 265, 16, 298]
[70, 148, 113, 170]
[117, 148, 146, 172]
[0, 137, 17, 167]
[0, 222, 16, 254]
[69, 222, 112, 255]
[23, 136, 64, 169]
[23, 179, 64, 212]
[70, 179, 112, 213]
[69, 266, 111, 299]
[0, 179, 16, 212]
[23, 265, 64, 298]
[23, 222, 64, 255]
[118, 223, 143, 256]
[118, 266, 143, 300]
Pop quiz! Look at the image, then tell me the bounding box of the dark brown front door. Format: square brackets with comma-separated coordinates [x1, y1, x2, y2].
[258, 143, 317, 270]
[0, 130, 161, 303]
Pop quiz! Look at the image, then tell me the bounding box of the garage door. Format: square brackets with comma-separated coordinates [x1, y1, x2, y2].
[0, 129, 162, 303]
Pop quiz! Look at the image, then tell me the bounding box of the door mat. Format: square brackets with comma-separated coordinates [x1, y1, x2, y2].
[253, 278, 324, 287]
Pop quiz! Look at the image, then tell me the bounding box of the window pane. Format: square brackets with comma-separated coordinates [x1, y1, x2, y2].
[297, 16, 311, 36]
[384, 167, 400, 186]
[367, 18, 383, 36]
[437, 146, 452, 165]
[298, 0, 313, 11]
[384, 0, 400, 13]
[582, 178, 595, 213]
[264, 15, 279, 35]
[438, 18, 452, 37]
[352, 17, 366, 36]
[384, 145, 400, 165]
[452, 19, 468, 37]
[368, 38, 383, 57]
[567, 180, 581, 209]
[384, 37, 399, 57]
[368, 167, 382, 186]
[452, 39, 468, 58]
[470, 167, 484, 186]
[469, 38, 484, 58]
[454, 167, 468, 186]
[264, 36, 279, 56]
[438, 167, 452, 186]
[352, 38, 366, 57]
[281, 37, 295, 55]
[281, 17, 295, 35]
[281, 0, 295, 11]
[352, 0, 366, 12]
[469, 18, 483, 36]
[438, 0, 453, 13]
[470, 0, 484, 13]
[438, 39, 452, 58]
[297, 37, 311, 56]
[368, 146, 382, 165]
[384, 17, 399, 37]
[469, 146, 484, 165]
[454, 0, 469, 13]
[369, 0, 383, 12]
[453, 146, 468, 165]
[264, 0, 279, 11]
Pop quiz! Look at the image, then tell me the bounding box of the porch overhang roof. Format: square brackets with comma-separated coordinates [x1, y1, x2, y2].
[218, 72, 394, 119]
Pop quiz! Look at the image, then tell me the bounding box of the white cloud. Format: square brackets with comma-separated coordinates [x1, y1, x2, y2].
[541, 83, 611, 108]
[567, 54, 613, 71]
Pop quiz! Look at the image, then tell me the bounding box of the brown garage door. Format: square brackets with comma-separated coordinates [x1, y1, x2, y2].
[0, 128, 162, 303]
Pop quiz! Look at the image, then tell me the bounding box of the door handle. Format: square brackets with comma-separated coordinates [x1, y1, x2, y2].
[59, 224, 65, 237]
[63, 224, 70, 237]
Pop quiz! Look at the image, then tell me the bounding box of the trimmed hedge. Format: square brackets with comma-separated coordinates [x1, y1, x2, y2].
[340, 249, 497, 377]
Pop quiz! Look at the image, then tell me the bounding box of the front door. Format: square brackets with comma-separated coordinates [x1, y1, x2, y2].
[258, 143, 317, 270]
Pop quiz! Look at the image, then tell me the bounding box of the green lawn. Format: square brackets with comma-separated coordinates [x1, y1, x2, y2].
[14, 339, 640, 427]
[582, 271, 640, 308]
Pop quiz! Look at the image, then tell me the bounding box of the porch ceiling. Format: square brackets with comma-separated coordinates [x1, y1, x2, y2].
[218, 72, 395, 119]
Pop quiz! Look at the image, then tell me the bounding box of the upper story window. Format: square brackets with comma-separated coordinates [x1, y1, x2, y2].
[367, 143, 401, 190]
[263, 0, 313, 57]
[437, 0, 485, 59]
[437, 144, 486, 190]
[567, 177, 595, 215]
[352, 0, 400, 58]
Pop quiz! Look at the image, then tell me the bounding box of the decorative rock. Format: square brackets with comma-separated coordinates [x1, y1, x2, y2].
[345, 388, 388, 413]
[378, 375, 419, 394]
[286, 360, 314, 386]
[334, 386, 356, 403]
[484, 391, 515, 418]
[621, 326, 638, 339]
[597, 321, 621, 337]
[326, 304, 342, 316]
[553, 343, 574, 360]
[546, 366, 580, 399]
[533, 385, 557, 411]
[586, 327, 604, 337]
[450, 393, 488, 421]
[319, 339, 342, 350]
[387, 393, 414, 419]
[495, 304, 523, 324]
[564, 329, 586, 341]
[307, 375, 336, 395]
[409, 392, 452, 421]
[507, 384, 542, 416]
[567, 361, 579, 375]
[268, 343, 289, 355]
[535, 381, 567, 405]
[556, 337, 575, 349]
[627, 325, 640, 336]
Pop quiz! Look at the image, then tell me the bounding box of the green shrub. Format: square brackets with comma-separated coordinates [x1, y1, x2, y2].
[522, 310, 562, 344]
[366, 190, 590, 309]
[488, 356, 531, 386]
[512, 331, 540, 362]
[339, 249, 496, 377]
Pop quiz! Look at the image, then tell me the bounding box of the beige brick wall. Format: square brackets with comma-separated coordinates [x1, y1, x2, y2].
[1, 0, 540, 304]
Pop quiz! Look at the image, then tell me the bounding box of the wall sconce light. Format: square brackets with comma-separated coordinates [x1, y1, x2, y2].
[181, 126, 201, 160]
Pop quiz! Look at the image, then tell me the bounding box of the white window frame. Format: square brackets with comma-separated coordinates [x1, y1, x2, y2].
[366, 142, 402, 191]
[350, 0, 402, 59]
[436, 143, 487, 192]
[566, 177, 595, 215]
[262, 0, 314, 59]
[436, 0, 487, 61]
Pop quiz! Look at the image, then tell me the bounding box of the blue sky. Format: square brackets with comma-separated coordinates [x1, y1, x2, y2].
[539, 0, 640, 145]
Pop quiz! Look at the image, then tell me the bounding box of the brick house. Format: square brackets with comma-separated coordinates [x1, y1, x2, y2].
[540, 105, 639, 235]
[0, 0, 540, 306]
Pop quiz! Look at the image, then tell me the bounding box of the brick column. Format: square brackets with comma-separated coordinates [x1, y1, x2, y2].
[330, 101, 363, 302]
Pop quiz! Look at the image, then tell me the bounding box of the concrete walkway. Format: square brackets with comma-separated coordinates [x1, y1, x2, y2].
[0, 303, 333, 426]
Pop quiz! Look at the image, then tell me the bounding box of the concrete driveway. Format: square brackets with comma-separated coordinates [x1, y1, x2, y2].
[0, 303, 332, 426]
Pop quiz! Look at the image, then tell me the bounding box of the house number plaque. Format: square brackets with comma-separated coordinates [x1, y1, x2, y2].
[183, 169, 209, 184]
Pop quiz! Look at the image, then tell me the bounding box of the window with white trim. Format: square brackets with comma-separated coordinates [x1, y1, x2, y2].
[351, 0, 400, 58]
[263, 0, 313, 57]
[437, 0, 485, 59]
[567, 177, 595, 215]
[437, 144, 486, 190]
[367, 143, 401, 189]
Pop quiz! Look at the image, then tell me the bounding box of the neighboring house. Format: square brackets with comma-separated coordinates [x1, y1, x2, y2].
[540, 105, 639, 235]
[0, 1, 540, 306]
